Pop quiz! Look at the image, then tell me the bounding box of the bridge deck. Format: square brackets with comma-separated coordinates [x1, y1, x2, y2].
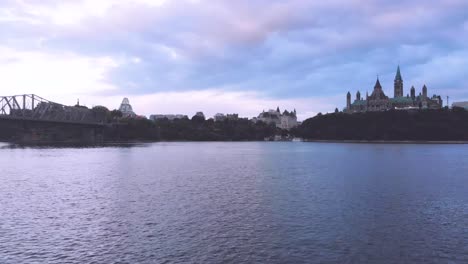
[0, 114, 105, 126]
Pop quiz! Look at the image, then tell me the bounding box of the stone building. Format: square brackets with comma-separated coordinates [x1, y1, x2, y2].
[452, 102, 468, 110]
[255, 107, 298, 130]
[345, 66, 443, 113]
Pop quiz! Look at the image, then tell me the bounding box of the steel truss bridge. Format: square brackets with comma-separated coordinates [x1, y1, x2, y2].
[0, 94, 101, 125]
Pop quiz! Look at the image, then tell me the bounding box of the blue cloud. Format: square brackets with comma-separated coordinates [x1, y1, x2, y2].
[1, 0, 468, 111]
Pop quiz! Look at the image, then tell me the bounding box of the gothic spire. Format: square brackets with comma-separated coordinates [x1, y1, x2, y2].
[395, 65, 402, 81]
[374, 77, 382, 89]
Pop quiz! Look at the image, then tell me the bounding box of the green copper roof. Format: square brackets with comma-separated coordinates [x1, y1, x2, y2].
[352, 100, 367, 106]
[390, 97, 413, 103]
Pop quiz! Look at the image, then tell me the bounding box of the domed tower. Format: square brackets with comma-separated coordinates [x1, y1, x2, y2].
[119, 97, 136, 117]
[356, 91, 361, 101]
[410, 86, 416, 100]
[422, 85, 427, 98]
[347, 92, 351, 109]
[394, 65, 403, 98]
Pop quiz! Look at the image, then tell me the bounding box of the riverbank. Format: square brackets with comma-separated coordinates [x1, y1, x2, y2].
[4, 139, 468, 148]
[0, 139, 278, 148]
[304, 139, 468, 144]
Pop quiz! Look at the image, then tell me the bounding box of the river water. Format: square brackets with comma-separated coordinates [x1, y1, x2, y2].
[0, 142, 467, 263]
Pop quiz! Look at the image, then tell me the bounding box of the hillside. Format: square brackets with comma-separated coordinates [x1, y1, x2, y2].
[294, 108, 468, 141]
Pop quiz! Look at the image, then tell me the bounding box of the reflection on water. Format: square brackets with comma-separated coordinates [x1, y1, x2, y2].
[0, 142, 467, 263]
[0, 142, 148, 149]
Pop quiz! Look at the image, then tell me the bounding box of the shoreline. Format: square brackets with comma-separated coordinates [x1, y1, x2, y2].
[303, 139, 468, 144]
[3, 139, 468, 146]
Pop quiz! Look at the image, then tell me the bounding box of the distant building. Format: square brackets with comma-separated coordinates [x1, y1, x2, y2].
[118, 98, 136, 117]
[345, 66, 443, 113]
[256, 107, 298, 130]
[452, 102, 468, 110]
[214, 113, 239, 122]
[214, 113, 226, 122]
[149, 114, 188, 121]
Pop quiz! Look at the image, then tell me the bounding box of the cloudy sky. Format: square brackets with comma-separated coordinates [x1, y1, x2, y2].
[1, 0, 467, 120]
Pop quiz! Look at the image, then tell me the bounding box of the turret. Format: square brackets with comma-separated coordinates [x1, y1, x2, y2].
[422, 85, 427, 98]
[356, 91, 361, 101]
[346, 91, 351, 109]
[410, 86, 416, 100]
[276, 106, 280, 113]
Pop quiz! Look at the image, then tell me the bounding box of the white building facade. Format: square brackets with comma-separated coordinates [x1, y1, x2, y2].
[256, 107, 298, 130]
[149, 114, 188, 121]
[118, 98, 136, 117]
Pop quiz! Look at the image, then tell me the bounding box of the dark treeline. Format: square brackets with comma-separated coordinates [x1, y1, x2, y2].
[97, 107, 279, 141]
[153, 117, 278, 141]
[294, 107, 468, 141]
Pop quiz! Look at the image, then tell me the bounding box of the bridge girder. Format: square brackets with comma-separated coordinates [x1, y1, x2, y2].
[0, 94, 100, 124]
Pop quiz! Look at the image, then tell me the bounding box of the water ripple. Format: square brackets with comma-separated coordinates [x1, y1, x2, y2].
[0, 142, 467, 263]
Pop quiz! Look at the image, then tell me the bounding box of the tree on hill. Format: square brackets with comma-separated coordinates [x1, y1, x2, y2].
[110, 110, 123, 119]
[294, 109, 468, 141]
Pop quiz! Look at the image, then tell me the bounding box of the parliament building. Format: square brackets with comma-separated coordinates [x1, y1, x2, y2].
[345, 66, 443, 113]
